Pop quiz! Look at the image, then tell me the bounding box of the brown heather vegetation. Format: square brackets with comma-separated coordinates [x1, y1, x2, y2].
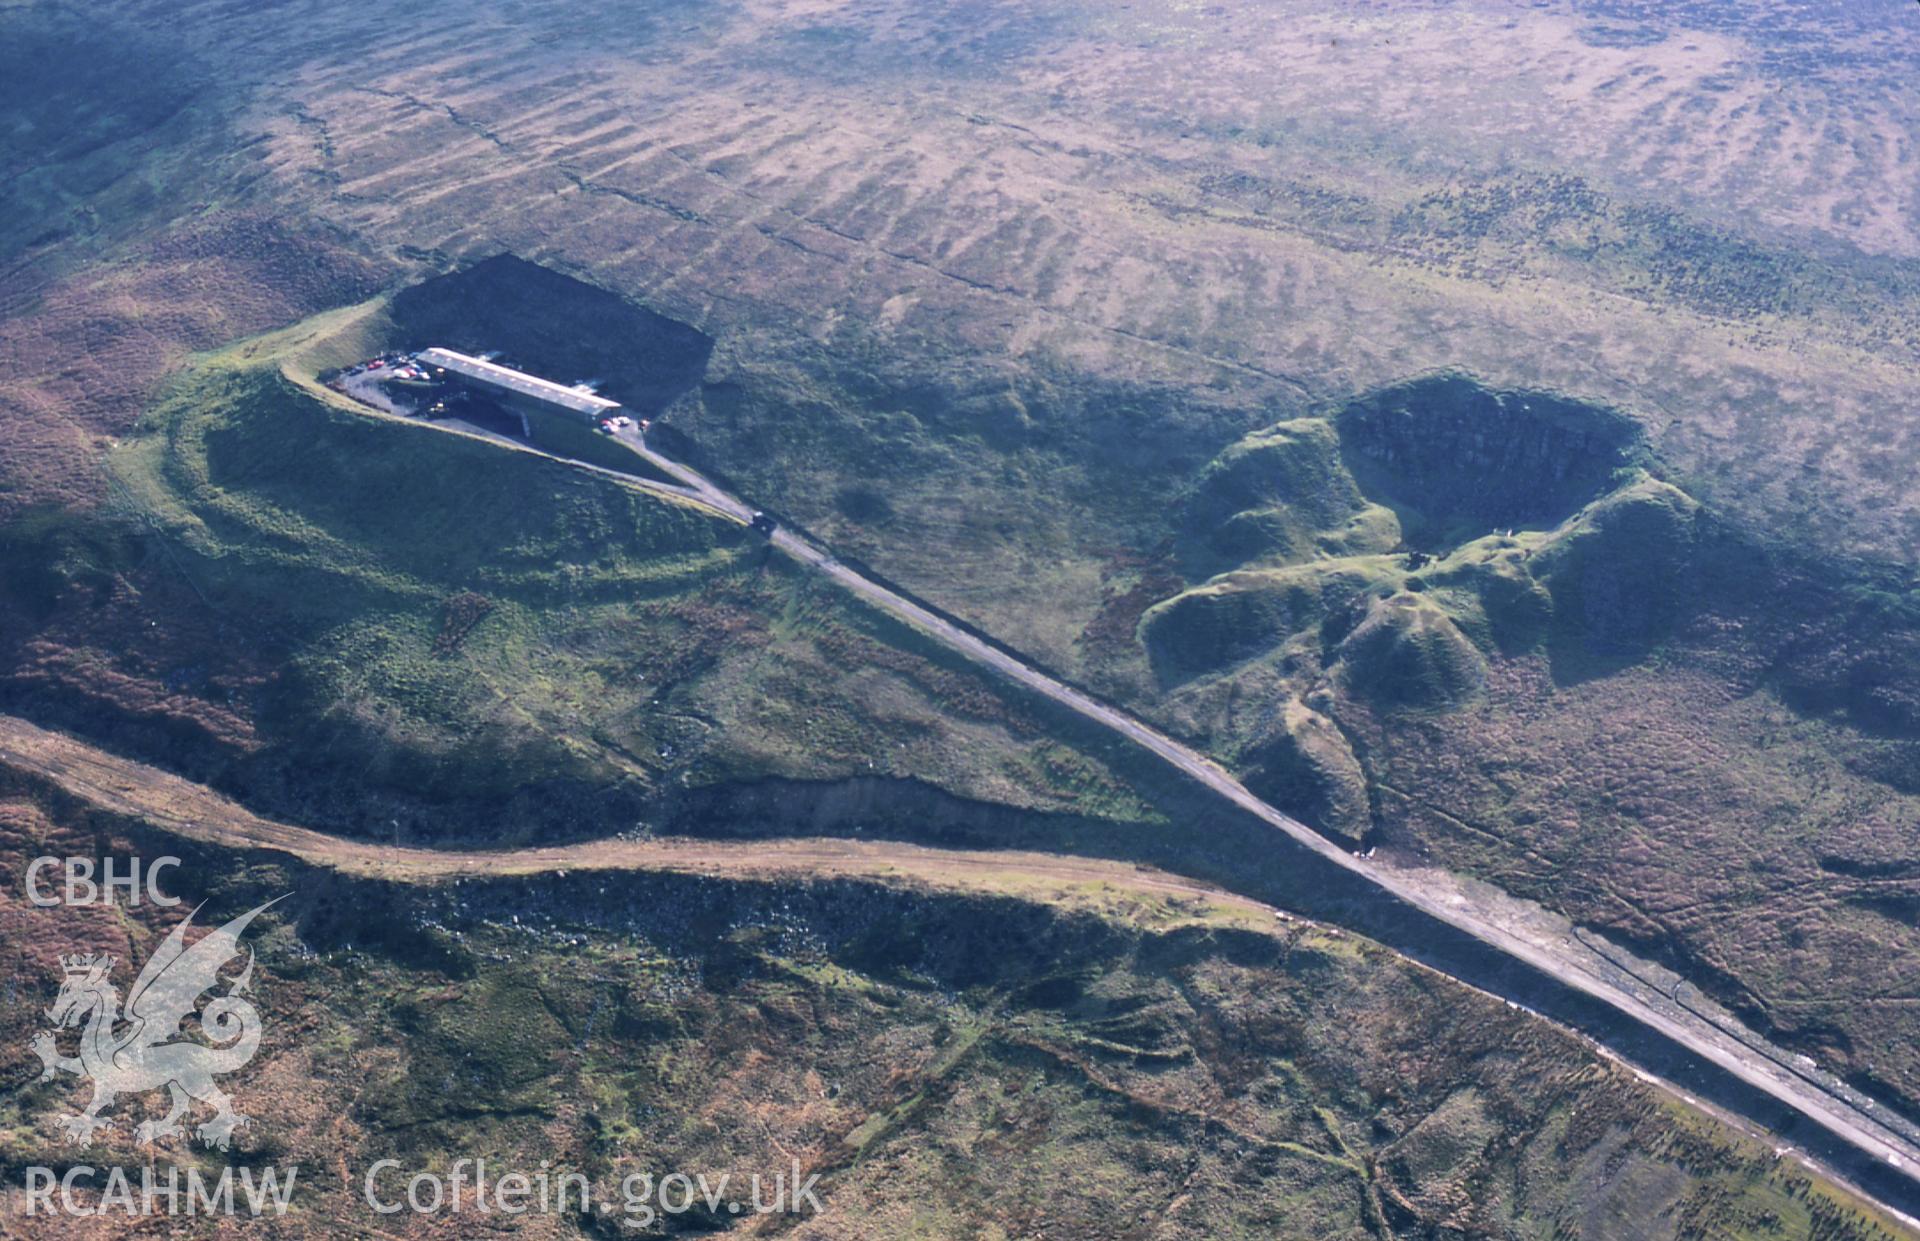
[2, 0, 1919, 1231]
[0, 778, 1910, 1239]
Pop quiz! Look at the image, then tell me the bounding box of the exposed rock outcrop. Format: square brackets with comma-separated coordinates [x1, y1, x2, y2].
[1336, 374, 1640, 550]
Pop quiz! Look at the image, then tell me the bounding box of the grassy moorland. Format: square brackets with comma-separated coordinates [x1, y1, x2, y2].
[2, 0, 1919, 1209]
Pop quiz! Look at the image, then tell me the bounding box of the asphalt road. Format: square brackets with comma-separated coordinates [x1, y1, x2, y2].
[591, 427, 1920, 1210]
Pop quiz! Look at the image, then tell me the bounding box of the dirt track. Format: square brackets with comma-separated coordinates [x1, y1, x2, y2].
[0, 714, 1268, 920]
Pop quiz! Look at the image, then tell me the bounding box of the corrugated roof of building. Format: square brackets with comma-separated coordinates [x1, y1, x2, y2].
[420, 347, 622, 416]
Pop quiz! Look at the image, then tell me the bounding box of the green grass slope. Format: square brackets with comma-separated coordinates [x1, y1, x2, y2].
[86, 310, 1162, 842]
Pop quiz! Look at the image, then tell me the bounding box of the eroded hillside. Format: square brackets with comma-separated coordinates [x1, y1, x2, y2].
[0, 768, 1909, 1239]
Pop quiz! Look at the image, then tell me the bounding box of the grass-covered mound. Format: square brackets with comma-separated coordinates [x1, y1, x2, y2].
[1145, 372, 1686, 703]
[94, 308, 1161, 841]
[1335, 592, 1488, 710]
[1146, 396, 1920, 1121]
[1139, 558, 1399, 683]
[1137, 373, 1706, 847]
[110, 356, 737, 830]
[1180, 418, 1393, 572]
[1176, 373, 1641, 572]
[1533, 476, 1705, 659]
[1138, 379, 1730, 879]
[1237, 698, 1373, 846]
[132, 367, 738, 621]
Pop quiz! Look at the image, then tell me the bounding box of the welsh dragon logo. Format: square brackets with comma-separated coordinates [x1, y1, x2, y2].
[29, 897, 282, 1149]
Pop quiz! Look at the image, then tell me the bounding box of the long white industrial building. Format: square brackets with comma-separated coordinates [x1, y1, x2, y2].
[419, 347, 621, 420]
